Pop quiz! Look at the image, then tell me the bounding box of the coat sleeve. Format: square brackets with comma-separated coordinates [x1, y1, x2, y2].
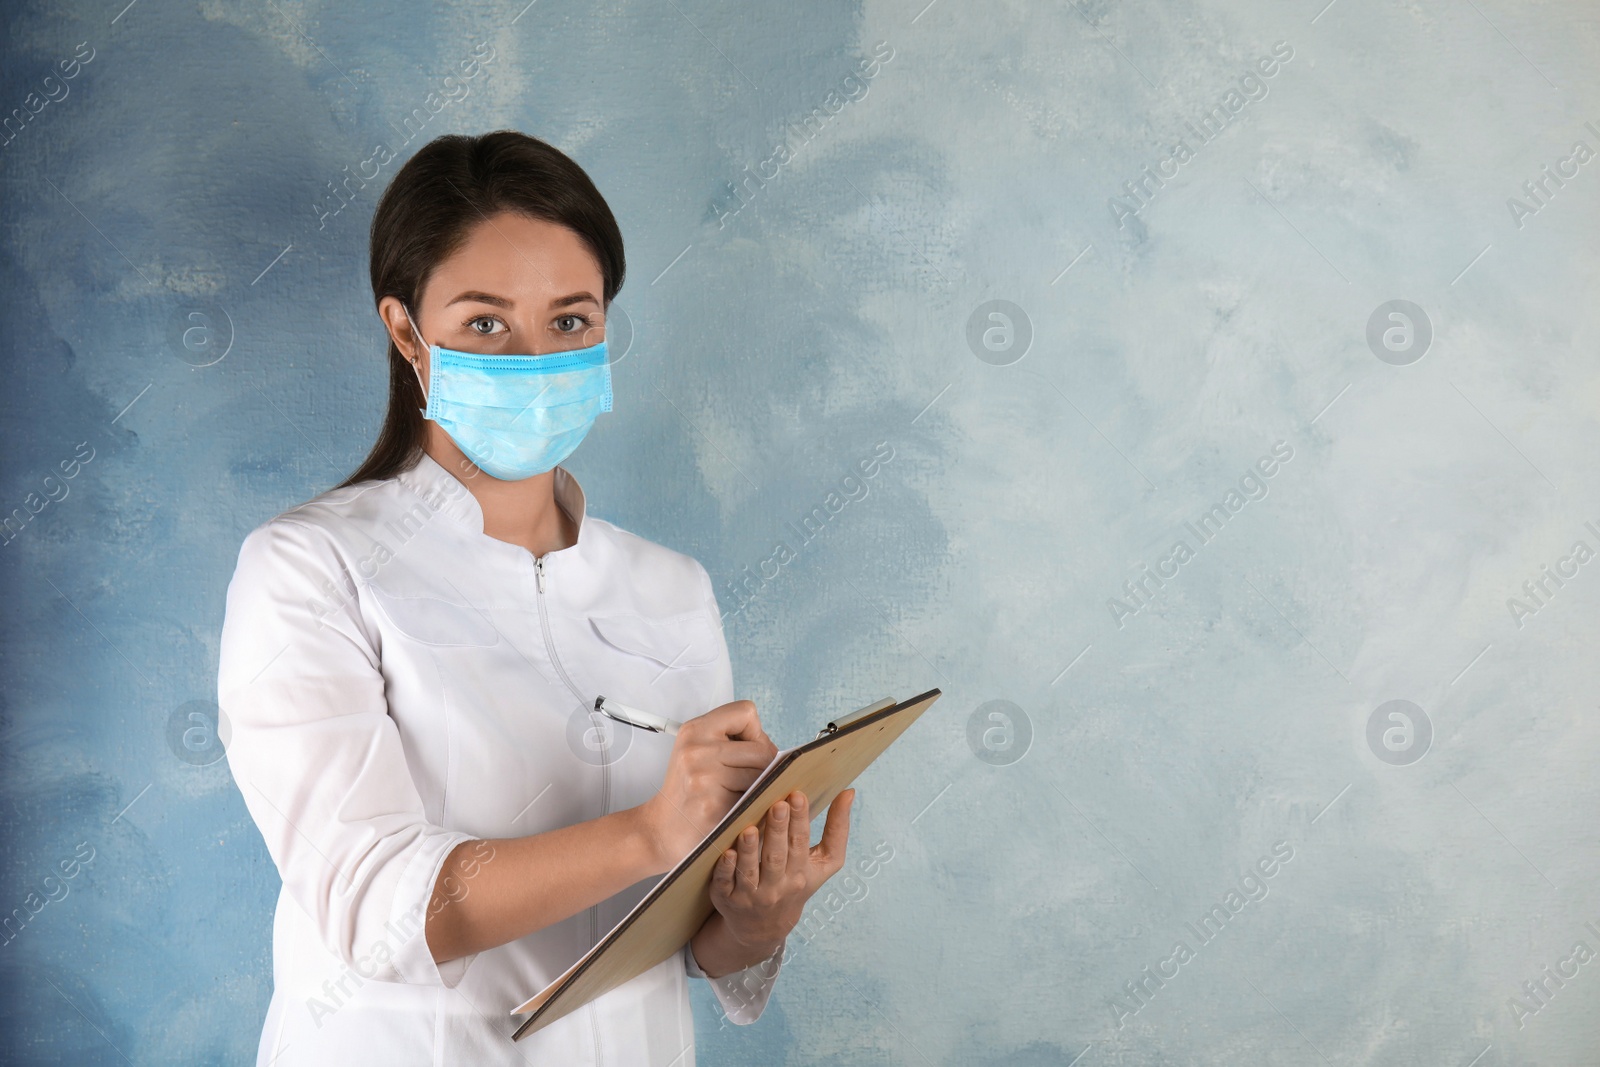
[217, 517, 478, 987]
[677, 560, 786, 1024]
[682, 938, 788, 1024]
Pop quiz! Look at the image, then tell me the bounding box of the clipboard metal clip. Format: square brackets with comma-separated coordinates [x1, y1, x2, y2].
[815, 697, 897, 739]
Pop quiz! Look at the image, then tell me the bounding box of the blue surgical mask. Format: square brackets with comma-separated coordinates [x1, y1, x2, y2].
[402, 304, 613, 481]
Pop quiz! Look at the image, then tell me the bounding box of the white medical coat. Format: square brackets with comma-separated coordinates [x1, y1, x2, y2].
[217, 451, 782, 1065]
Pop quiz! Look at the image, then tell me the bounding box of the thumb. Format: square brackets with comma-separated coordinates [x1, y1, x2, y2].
[809, 788, 855, 882]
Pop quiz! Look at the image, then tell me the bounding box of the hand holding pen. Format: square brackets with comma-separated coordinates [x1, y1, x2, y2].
[629, 698, 776, 870]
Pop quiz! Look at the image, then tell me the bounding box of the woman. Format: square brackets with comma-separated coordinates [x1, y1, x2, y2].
[217, 130, 856, 1065]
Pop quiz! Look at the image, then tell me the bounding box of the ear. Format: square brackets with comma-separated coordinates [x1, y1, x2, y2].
[379, 295, 426, 362]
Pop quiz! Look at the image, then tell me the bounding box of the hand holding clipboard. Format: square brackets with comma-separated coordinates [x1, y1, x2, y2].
[512, 687, 942, 1039]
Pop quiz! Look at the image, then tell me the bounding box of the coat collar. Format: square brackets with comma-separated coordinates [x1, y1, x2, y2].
[395, 450, 593, 563]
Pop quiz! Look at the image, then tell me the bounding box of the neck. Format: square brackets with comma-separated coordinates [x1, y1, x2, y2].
[423, 427, 577, 557]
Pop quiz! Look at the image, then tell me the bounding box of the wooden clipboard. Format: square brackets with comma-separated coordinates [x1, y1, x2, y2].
[510, 687, 942, 1039]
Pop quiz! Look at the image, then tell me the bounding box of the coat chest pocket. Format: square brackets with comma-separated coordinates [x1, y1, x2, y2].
[366, 580, 502, 648]
[587, 611, 720, 671]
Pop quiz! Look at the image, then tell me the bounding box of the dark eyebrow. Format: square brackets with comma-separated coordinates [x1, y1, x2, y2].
[443, 290, 600, 310]
[445, 290, 514, 308]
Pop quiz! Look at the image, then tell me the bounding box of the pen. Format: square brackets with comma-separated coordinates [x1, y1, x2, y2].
[594, 695, 682, 736]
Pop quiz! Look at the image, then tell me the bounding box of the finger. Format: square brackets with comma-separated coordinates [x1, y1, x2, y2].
[761, 800, 790, 877]
[710, 739, 779, 770]
[700, 699, 772, 747]
[810, 788, 855, 879]
[709, 847, 737, 905]
[719, 763, 793, 799]
[786, 791, 810, 872]
[715, 766, 767, 796]
[734, 824, 761, 888]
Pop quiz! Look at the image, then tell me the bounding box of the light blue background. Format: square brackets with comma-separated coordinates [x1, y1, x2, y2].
[3, 0, 1598, 1063]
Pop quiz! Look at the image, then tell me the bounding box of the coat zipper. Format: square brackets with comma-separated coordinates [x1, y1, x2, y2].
[534, 554, 609, 811]
[534, 553, 607, 1067]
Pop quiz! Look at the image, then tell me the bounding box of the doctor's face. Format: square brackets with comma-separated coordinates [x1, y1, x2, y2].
[381, 210, 608, 394]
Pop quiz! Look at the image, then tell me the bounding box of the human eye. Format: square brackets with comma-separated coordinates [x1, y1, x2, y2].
[466, 314, 507, 337]
[554, 314, 594, 335]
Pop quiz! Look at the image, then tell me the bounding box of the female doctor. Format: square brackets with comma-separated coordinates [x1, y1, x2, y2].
[216, 130, 855, 1065]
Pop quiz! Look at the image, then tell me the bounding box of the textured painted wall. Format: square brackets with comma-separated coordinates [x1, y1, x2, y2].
[3, 0, 1598, 1063]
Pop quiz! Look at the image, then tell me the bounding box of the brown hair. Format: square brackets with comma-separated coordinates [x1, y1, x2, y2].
[335, 130, 626, 489]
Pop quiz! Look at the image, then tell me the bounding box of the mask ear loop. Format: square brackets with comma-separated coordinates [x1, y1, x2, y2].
[400, 303, 430, 410]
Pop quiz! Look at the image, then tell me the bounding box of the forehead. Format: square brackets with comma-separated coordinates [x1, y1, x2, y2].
[425, 211, 601, 302]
